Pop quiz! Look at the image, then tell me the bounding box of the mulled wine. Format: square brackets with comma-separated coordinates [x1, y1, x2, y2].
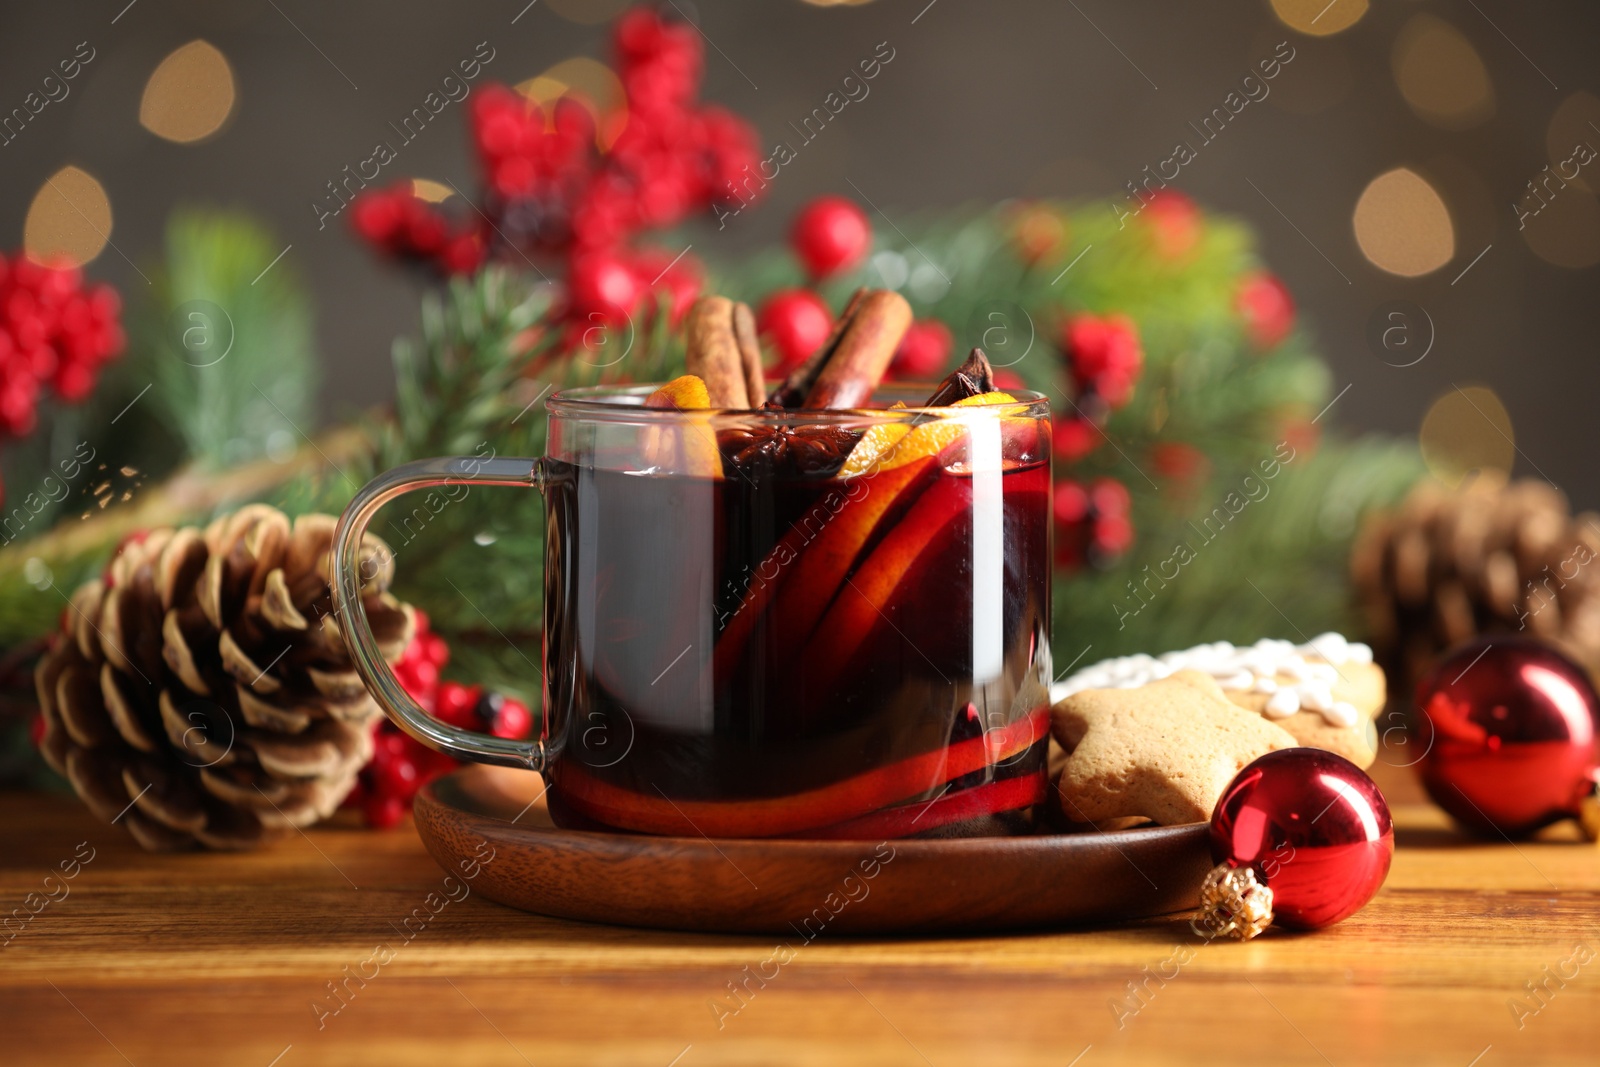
[541, 406, 1053, 838]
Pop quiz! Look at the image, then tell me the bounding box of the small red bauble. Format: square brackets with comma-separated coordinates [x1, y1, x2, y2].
[790, 196, 871, 280]
[1413, 637, 1600, 839]
[889, 319, 953, 380]
[756, 289, 833, 374]
[1237, 271, 1296, 349]
[1197, 748, 1393, 940]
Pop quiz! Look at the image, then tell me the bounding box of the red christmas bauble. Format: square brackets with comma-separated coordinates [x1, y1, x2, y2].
[790, 196, 871, 280]
[1413, 637, 1600, 838]
[756, 289, 833, 374]
[1203, 748, 1393, 937]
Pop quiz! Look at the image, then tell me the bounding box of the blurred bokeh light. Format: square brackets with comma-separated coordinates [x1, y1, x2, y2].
[1353, 167, 1455, 277]
[410, 179, 454, 203]
[1520, 187, 1600, 268]
[139, 40, 237, 144]
[23, 166, 112, 267]
[1270, 0, 1368, 37]
[1392, 14, 1494, 130]
[1546, 90, 1600, 177]
[517, 56, 624, 113]
[1419, 386, 1514, 487]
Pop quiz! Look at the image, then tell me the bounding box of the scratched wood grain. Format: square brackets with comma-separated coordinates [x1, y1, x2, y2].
[3, 758, 1598, 1067]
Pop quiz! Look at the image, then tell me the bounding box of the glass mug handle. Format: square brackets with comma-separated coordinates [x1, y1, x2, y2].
[331, 455, 547, 771]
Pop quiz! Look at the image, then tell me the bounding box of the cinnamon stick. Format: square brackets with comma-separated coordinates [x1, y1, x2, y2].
[799, 289, 912, 410]
[764, 288, 866, 409]
[923, 348, 996, 407]
[685, 296, 752, 408]
[731, 301, 766, 410]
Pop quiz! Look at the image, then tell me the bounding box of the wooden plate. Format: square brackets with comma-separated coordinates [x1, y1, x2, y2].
[413, 766, 1214, 935]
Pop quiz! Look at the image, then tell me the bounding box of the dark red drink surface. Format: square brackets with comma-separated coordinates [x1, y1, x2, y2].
[541, 436, 1052, 838]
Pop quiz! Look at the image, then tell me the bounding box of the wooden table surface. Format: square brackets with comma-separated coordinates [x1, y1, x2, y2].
[3, 757, 1598, 1067]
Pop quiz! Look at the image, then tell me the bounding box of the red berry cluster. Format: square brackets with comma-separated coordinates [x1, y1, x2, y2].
[1053, 312, 1142, 464]
[347, 610, 534, 829]
[1053, 477, 1133, 571]
[350, 188, 486, 277]
[0, 254, 123, 441]
[350, 6, 763, 352]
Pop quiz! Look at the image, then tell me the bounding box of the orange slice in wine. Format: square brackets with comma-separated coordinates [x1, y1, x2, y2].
[838, 391, 1018, 476]
[642, 374, 722, 477]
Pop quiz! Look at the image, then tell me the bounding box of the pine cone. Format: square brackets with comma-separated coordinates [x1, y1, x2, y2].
[1351, 475, 1600, 700]
[34, 505, 413, 851]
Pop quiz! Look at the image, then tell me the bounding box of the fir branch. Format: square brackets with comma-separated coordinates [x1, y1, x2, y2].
[130, 210, 317, 469]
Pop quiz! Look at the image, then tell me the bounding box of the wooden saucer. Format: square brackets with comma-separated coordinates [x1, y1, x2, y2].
[413, 765, 1213, 934]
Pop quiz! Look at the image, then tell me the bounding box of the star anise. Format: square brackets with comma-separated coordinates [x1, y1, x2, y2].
[718, 425, 860, 480]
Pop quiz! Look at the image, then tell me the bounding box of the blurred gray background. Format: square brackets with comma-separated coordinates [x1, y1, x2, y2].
[2, 0, 1597, 500]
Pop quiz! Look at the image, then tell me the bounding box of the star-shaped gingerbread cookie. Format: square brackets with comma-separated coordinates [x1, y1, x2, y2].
[1052, 669, 1298, 826]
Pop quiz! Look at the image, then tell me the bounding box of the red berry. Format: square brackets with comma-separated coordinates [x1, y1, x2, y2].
[374, 753, 420, 799]
[1151, 441, 1209, 489]
[992, 369, 1026, 392]
[790, 196, 871, 280]
[1143, 189, 1201, 260]
[438, 230, 487, 276]
[379, 731, 410, 760]
[364, 794, 405, 830]
[406, 658, 440, 696]
[1052, 480, 1089, 526]
[490, 697, 533, 740]
[889, 319, 953, 380]
[1052, 415, 1099, 462]
[1089, 477, 1131, 516]
[1093, 512, 1135, 557]
[1236, 271, 1295, 349]
[435, 682, 481, 729]
[568, 252, 642, 325]
[1010, 203, 1067, 266]
[351, 189, 404, 244]
[756, 289, 833, 375]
